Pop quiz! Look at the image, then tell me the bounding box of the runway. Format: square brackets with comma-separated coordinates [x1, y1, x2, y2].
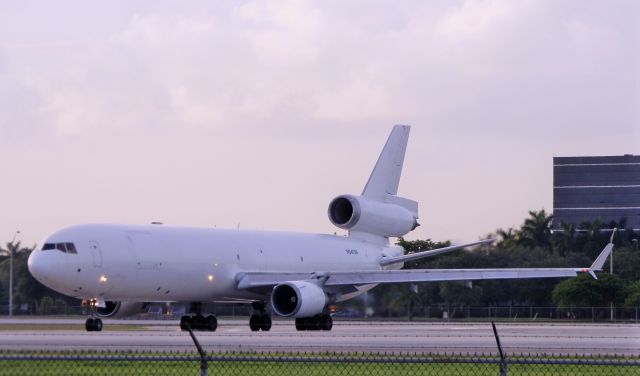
[0, 319, 638, 356]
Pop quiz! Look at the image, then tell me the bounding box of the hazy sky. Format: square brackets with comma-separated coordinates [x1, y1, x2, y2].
[1, 1, 638, 246]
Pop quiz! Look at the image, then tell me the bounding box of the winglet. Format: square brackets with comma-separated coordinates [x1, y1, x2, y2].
[583, 228, 616, 279]
[589, 243, 614, 272]
[362, 125, 410, 202]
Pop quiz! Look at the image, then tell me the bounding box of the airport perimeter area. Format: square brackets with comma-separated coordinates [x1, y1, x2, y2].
[0, 318, 638, 375]
[2, 351, 640, 376]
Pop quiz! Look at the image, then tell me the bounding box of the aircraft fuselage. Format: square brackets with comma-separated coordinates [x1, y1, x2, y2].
[29, 223, 394, 303]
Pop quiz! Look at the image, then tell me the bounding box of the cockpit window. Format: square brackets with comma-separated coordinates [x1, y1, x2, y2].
[65, 243, 77, 254]
[42, 242, 77, 254]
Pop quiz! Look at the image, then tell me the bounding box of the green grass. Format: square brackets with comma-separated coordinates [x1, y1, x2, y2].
[1, 355, 639, 376]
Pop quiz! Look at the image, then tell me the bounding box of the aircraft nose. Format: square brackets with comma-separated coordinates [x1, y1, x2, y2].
[28, 250, 48, 282]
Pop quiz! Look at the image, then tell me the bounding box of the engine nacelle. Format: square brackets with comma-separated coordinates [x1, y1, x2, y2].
[328, 194, 418, 237]
[271, 281, 327, 318]
[96, 301, 145, 318]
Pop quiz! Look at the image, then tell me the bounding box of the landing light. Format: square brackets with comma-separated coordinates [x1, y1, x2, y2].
[208, 274, 215, 282]
[99, 275, 108, 283]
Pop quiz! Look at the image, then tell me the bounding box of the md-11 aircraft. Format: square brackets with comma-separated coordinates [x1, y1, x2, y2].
[28, 125, 613, 332]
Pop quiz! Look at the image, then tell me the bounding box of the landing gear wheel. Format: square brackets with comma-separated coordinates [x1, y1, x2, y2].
[249, 314, 272, 331]
[181, 314, 217, 331]
[85, 318, 95, 332]
[295, 317, 308, 331]
[205, 315, 217, 331]
[249, 314, 260, 331]
[320, 315, 332, 331]
[85, 318, 103, 332]
[260, 315, 272, 331]
[180, 316, 191, 331]
[295, 315, 332, 331]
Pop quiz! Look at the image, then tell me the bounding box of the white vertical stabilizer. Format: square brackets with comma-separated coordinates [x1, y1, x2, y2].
[362, 125, 411, 202]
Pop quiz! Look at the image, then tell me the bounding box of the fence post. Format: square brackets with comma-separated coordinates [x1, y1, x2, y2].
[185, 323, 208, 376]
[491, 322, 507, 376]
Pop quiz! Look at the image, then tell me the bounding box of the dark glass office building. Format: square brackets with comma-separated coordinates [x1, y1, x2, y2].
[553, 155, 640, 230]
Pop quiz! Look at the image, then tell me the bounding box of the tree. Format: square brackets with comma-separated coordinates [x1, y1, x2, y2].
[518, 210, 552, 250]
[552, 273, 626, 307]
[624, 281, 640, 308]
[552, 222, 576, 256]
[496, 227, 518, 249]
[0, 242, 77, 312]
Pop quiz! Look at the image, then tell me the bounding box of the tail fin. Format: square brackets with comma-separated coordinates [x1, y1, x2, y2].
[362, 125, 411, 202]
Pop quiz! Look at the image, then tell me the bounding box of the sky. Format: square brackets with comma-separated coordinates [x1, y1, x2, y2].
[0, 0, 638, 247]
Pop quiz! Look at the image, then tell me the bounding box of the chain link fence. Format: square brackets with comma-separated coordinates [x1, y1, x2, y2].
[1, 351, 639, 376]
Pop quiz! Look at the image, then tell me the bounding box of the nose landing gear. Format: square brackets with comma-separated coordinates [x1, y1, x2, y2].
[83, 299, 103, 332]
[85, 317, 103, 331]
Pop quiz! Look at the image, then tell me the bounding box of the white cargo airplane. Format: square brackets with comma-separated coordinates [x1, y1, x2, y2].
[28, 125, 612, 332]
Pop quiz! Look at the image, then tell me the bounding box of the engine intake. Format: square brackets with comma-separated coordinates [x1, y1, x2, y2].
[328, 194, 418, 237]
[96, 301, 144, 318]
[271, 281, 327, 318]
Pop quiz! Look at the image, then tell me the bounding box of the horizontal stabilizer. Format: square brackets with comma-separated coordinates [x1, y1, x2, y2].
[379, 239, 494, 266]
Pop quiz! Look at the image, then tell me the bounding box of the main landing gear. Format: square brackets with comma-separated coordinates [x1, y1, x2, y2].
[180, 314, 217, 331]
[84, 299, 103, 332]
[295, 314, 332, 331]
[249, 301, 272, 331]
[180, 302, 217, 331]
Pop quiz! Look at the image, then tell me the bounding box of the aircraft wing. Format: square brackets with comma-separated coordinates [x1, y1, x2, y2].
[323, 267, 586, 285]
[379, 239, 494, 266]
[237, 241, 612, 290]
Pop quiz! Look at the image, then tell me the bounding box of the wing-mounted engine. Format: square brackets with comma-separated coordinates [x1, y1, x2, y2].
[96, 301, 145, 318]
[328, 194, 419, 238]
[271, 281, 327, 318]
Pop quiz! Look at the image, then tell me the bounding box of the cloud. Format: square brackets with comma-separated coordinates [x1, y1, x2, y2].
[0, 1, 637, 244]
[0, 0, 636, 139]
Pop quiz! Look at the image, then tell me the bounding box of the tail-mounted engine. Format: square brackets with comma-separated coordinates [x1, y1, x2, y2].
[328, 194, 419, 238]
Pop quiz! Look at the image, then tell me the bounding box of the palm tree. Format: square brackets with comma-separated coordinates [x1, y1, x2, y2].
[518, 209, 553, 251]
[496, 227, 518, 249]
[552, 221, 576, 256]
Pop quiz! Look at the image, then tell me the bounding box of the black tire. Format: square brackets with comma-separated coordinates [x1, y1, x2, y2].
[295, 318, 307, 331]
[93, 318, 103, 332]
[320, 315, 332, 331]
[306, 317, 321, 331]
[205, 315, 217, 331]
[260, 315, 272, 331]
[249, 314, 260, 331]
[193, 314, 205, 330]
[180, 316, 191, 331]
[85, 318, 95, 332]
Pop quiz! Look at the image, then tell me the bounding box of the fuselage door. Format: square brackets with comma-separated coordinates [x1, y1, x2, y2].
[89, 240, 103, 267]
